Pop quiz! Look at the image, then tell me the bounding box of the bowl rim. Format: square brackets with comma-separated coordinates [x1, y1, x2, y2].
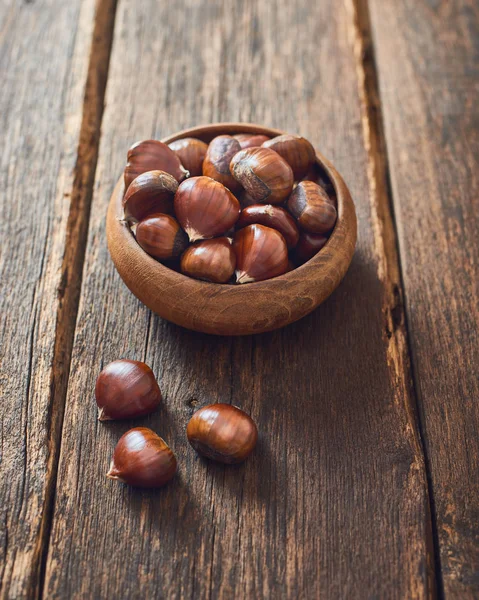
[107, 122, 357, 334]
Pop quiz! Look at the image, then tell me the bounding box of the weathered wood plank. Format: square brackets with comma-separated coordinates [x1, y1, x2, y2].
[368, 0, 479, 596]
[44, 0, 433, 597]
[0, 0, 116, 597]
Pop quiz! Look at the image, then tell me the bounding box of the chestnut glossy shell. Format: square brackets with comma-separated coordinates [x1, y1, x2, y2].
[136, 214, 188, 260]
[122, 170, 178, 223]
[288, 181, 337, 234]
[262, 134, 316, 179]
[174, 176, 240, 241]
[230, 147, 294, 205]
[107, 123, 357, 335]
[124, 140, 188, 188]
[187, 404, 258, 464]
[107, 427, 177, 488]
[95, 359, 162, 420]
[168, 137, 208, 177]
[234, 224, 289, 284]
[181, 238, 236, 284]
[202, 135, 242, 193]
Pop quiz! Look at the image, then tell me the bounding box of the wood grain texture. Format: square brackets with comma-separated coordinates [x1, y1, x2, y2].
[107, 124, 357, 336]
[368, 0, 479, 596]
[0, 0, 102, 597]
[44, 0, 433, 597]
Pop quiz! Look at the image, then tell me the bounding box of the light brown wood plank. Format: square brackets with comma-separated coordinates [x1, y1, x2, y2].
[368, 0, 479, 596]
[0, 0, 116, 597]
[44, 0, 433, 597]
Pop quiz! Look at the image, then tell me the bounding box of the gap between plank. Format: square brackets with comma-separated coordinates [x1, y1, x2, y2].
[35, 1, 119, 598]
[347, 0, 441, 597]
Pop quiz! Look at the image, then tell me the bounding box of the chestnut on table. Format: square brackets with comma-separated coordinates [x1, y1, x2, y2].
[107, 428, 177, 488]
[95, 359, 162, 421]
[95, 359, 259, 488]
[186, 404, 258, 464]
[107, 123, 357, 335]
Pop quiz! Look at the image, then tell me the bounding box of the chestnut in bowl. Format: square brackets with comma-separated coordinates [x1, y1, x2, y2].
[107, 123, 357, 335]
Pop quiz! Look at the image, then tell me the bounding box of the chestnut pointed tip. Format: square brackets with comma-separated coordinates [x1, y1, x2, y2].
[106, 462, 124, 481]
[97, 407, 112, 422]
[119, 217, 133, 227]
[236, 271, 255, 284]
[186, 227, 205, 243]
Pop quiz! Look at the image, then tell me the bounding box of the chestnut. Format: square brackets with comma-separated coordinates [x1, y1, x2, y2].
[174, 176, 240, 242]
[187, 404, 258, 464]
[136, 213, 188, 260]
[122, 170, 178, 223]
[202, 135, 242, 193]
[287, 181, 337, 234]
[233, 224, 288, 283]
[237, 204, 299, 249]
[181, 238, 236, 283]
[124, 139, 189, 189]
[233, 133, 270, 149]
[95, 359, 162, 420]
[230, 147, 294, 205]
[168, 137, 208, 177]
[262, 134, 316, 179]
[107, 427, 177, 488]
[293, 231, 328, 264]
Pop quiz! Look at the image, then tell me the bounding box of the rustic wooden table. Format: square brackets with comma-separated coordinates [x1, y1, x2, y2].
[1, 0, 478, 598]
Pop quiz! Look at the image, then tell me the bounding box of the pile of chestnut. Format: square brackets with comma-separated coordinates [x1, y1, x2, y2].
[96, 359, 257, 488]
[122, 132, 337, 283]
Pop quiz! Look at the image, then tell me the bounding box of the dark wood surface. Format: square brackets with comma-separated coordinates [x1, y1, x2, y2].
[369, 1, 479, 596]
[0, 0, 107, 597]
[0, 0, 476, 599]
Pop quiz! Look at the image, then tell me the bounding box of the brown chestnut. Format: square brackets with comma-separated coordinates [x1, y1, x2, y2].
[181, 238, 236, 283]
[233, 224, 288, 284]
[174, 176, 240, 242]
[293, 231, 328, 264]
[122, 170, 178, 223]
[187, 404, 257, 464]
[202, 135, 242, 192]
[95, 359, 162, 421]
[136, 213, 188, 260]
[107, 427, 177, 488]
[168, 137, 208, 177]
[230, 147, 294, 205]
[237, 204, 299, 249]
[233, 133, 270, 149]
[262, 134, 316, 179]
[124, 139, 189, 189]
[287, 181, 337, 234]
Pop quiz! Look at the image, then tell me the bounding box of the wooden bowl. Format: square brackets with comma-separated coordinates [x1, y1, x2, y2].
[107, 123, 357, 335]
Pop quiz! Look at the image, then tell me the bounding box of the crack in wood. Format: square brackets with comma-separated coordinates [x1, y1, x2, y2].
[348, 0, 440, 596]
[34, 1, 119, 598]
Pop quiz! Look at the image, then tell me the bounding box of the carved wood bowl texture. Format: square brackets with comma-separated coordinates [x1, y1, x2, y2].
[107, 123, 357, 335]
